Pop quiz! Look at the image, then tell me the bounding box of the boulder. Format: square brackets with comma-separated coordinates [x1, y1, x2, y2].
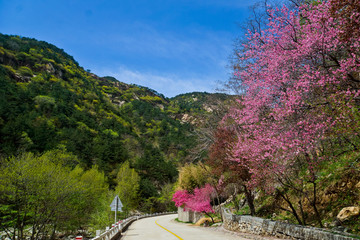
[337, 206, 360, 221]
[194, 217, 212, 226]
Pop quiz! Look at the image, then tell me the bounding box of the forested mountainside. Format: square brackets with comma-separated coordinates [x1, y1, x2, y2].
[0, 33, 229, 203]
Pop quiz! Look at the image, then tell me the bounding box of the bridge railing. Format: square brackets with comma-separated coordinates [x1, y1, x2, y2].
[91, 211, 176, 240]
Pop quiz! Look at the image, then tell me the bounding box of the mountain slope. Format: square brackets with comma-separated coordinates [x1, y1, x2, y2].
[0, 33, 231, 205]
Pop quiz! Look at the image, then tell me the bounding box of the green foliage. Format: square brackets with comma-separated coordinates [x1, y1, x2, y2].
[157, 183, 177, 212]
[139, 95, 163, 103]
[88, 191, 115, 232]
[176, 163, 212, 192]
[16, 66, 33, 77]
[115, 161, 140, 210]
[34, 95, 56, 114]
[135, 145, 178, 189]
[0, 151, 108, 238]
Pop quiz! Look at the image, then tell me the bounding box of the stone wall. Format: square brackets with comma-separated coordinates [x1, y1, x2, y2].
[178, 207, 204, 223]
[222, 208, 359, 240]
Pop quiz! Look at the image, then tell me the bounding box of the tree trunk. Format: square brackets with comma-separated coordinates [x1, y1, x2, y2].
[214, 189, 223, 221]
[277, 189, 303, 225]
[205, 212, 215, 224]
[306, 152, 323, 228]
[50, 224, 57, 240]
[298, 198, 306, 225]
[243, 185, 256, 215]
[311, 181, 323, 228]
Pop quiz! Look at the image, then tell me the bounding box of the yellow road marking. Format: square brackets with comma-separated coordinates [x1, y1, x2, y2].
[155, 220, 184, 240]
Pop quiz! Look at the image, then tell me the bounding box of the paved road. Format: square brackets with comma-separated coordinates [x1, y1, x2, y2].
[120, 214, 285, 240]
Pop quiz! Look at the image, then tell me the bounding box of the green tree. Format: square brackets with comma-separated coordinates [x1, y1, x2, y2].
[69, 165, 109, 230]
[0, 152, 82, 239]
[157, 183, 177, 212]
[34, 95, 56, 115]
[0, 151, 109, 239]
[176, 163, 212, 193]
[115, 161, 140, 212]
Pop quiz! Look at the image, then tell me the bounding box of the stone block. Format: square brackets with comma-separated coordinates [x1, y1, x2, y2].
[274, 221, 287, 235]
[192, 211, 204, 223]
[178, 207, 193, 222]
[290, 225, 305, 239]
[284, 223, 294, 236]
[240, 215, 264, 226]
[263, 220, 276, 235]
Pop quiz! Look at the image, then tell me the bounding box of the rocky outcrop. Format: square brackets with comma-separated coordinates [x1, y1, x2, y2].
[337, 207, 360, 222]
[180, 113, 197, 125]
[45, 63, 55, 73]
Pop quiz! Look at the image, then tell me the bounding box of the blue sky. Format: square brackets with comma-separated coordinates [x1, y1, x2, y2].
[0, 0, 252, 97]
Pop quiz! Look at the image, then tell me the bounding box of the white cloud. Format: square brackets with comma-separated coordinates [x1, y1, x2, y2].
[101, 22, 233, 69]
[95, 66, 217, 98]
[88, 23, 233, 98]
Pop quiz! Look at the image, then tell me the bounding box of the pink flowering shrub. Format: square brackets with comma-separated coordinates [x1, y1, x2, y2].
[172, 184, 214, 214]
[185, 184, 215, 213]
[172, 189, 190, 208]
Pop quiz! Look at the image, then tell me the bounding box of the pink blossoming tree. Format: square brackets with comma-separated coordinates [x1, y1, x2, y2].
[227, 0, 360, 226]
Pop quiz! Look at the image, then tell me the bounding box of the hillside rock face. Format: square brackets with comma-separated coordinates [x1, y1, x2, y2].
[170, 92, 233, 127]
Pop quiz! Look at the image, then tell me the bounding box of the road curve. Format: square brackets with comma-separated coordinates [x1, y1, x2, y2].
[120, 214, 284, 240]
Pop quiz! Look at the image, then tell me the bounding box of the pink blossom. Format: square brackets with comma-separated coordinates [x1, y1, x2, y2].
[227, 0, 360, 190]
[172, 184, 215, 213]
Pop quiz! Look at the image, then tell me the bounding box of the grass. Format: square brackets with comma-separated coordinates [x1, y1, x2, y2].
[174, 218, 193, 224]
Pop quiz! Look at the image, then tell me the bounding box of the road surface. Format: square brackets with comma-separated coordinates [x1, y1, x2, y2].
[120, 214, 286, 240]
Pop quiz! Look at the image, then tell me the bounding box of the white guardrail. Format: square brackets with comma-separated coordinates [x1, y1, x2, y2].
[91, 211, 176, 240]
